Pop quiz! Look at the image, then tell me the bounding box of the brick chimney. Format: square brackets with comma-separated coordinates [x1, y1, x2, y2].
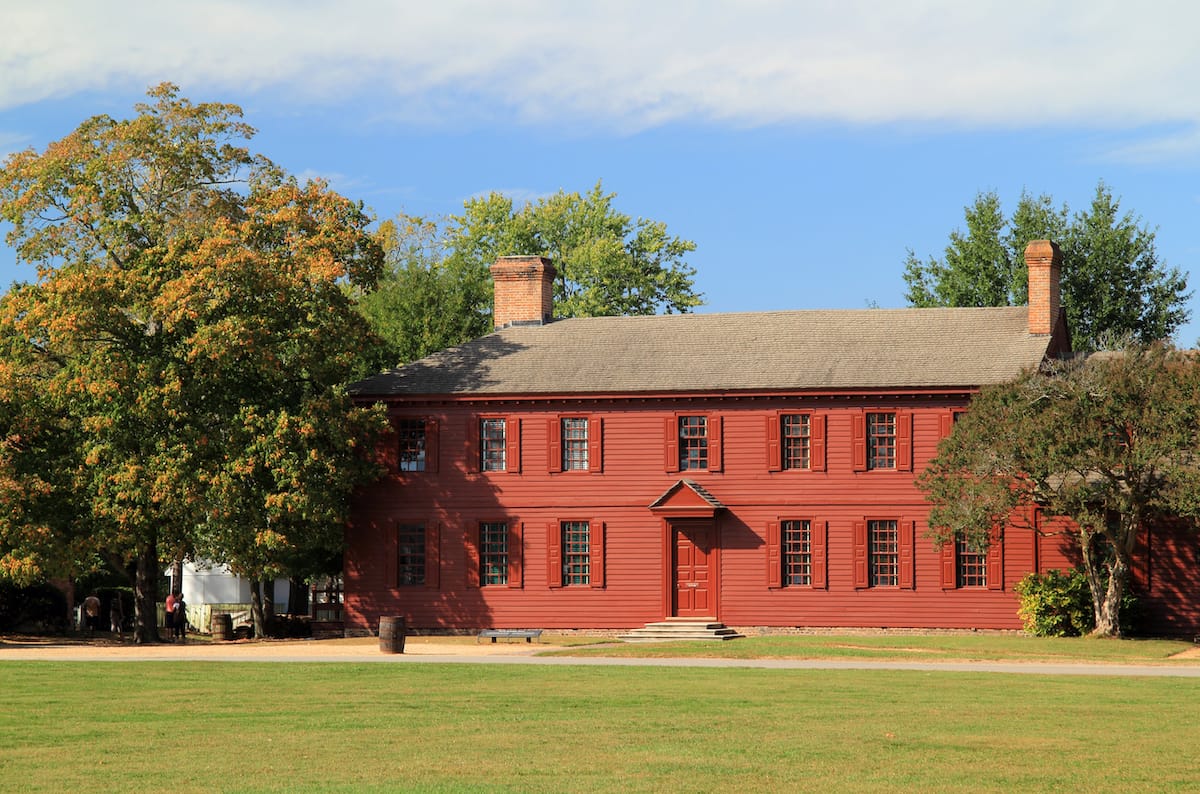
[1025, 239, 1062, 336]
[490, 255, 556, 330]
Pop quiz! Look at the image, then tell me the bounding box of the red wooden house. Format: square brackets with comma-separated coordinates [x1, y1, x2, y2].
[345, 241, 1199, 636]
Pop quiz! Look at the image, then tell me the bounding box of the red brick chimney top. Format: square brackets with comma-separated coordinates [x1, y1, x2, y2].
[490, 256, 556, 330]
[1024, 239, 1062, 336]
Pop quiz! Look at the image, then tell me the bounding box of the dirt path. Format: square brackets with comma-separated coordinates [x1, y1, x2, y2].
[0, 634, 545, 661]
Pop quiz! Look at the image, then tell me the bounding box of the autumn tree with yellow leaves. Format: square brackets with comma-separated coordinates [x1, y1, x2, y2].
[0, 85, 389, 641]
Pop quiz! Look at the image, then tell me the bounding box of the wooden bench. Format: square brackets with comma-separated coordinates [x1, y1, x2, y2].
[477, 628, 543, 644]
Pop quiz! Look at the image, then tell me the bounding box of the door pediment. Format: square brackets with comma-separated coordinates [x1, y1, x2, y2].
[649, 479, 725, 518]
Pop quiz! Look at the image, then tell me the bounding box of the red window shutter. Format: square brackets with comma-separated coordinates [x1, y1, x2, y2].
[811, 414, 827, 472]
[853, 521, 868, 588]
[387, 522, 399, 588]
[506, 417, 521, 473]
[1131, 525, 1151, 592]
[425, 522, 440, 589]
[938, 411, 954, 440]
[940, 540, 957, 589]
[766, 521, 782, 588]
[812, 520, 828, 589]
[588, 416, 603, 473]
[508, 521, 524, 589]
[590, 519, 605, 588]
[466, 525, 480, 588]
[986, 530, 1004, 591]
[852, 413, 867, 471]
[547, 522, 562, 588]
[381, 419, 399, 472]
[664, 417, 679, 473]
[899, 519, 915, 589]
[547, 418, 562, 474]
[467, 417, 480, 473]
[708, 415, 723, 472]
[766, 414, 781, 472]
[897, 412, 913, 472]
[424, 419, 439, 473]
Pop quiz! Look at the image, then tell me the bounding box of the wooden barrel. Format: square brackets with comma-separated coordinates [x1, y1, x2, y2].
[379, 615, 406, 654]
[211, 613, 233, 642]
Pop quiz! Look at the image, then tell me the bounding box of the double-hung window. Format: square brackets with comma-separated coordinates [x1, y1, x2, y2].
[782, 414, 810, 470]
[941, 531, 1003, 591]
[390, 417, 438, 473]
[547, 519, 605, 588]
[480, 418, 507, 471]
[472, 416, 520, 473]
[767, 412, 825, 472]
[782, 520, 812, 586]
[480, 522, 508, 586]
[561, 521, 591, 585]
[766, 519, 827, 589]
[868, 519, 899, 587]
[396, 523, 426, 586]
[956, 536, 987, 588]
[867, 413, 896, 470]
[397, 419, 426, 472]
[666, 414, 722, 473]
[852, 411, 911, 472]
[853, 518, 914, 590]
[679, 416, 708, 470]
[549, 416, 602, 473]
[562, 417, 589, 471]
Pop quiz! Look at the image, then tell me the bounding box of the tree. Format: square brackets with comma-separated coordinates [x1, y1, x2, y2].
[919, 344, 1200, 636]
[903, 182, 1190, 351]
[0, 84, 388, 641]
[357, 181, 702, 363]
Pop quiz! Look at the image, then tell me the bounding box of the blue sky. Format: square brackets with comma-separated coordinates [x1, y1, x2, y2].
[3, 1, 1199, 343]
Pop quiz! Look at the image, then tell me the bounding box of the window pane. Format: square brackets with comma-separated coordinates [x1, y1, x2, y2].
[956, 536, 987, 588]
[867, 413, 896, 470]
[480, 522, 508, 586]
[679, 416, 708, 471]
[782, 520, 811, 586]
[562, 418, 589, 471]
[397, 419, 426, 472]
[562, 521, 590, 585]
[397, 524, 426, 586]
[868, 519, 898, 587]
[480, 418, 506, 471]
[782, 414, 810, 470]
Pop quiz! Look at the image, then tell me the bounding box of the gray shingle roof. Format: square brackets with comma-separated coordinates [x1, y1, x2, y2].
[350, 307, 1057, 397]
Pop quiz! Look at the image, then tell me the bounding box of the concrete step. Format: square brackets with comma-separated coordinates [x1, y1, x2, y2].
[619, 620, 744, 642]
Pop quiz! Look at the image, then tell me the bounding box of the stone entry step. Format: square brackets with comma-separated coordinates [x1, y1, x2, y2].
[619, 620, 744, 642]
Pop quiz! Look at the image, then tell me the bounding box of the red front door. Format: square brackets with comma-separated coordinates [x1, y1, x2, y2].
[673, 522, 714, 618]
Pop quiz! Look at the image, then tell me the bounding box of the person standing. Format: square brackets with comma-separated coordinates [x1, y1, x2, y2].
[172, 594, 186, 641]
[164, 592, 177, 640]
[82, 594, 101, 637]
[109, 595, 124, 640]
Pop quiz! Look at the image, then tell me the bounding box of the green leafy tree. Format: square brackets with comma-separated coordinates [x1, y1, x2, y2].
[0, 84, 388, 642]
[355, 215, 492, 365]
[919, 344, 1200, 636]
[357, 181, 702, 363]
[904, 182, 1190, 350]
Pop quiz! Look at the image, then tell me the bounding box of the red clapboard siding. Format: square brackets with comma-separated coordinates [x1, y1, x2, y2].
[342, 397, 1198, 635]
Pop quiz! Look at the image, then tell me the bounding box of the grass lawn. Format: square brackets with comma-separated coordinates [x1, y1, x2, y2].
[546, 632, 1199, 663]
[2, 659, 1199, 792]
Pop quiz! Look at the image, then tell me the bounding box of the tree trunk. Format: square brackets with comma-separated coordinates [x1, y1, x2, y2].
[133, 536, 161, 644]
[263, 578, 275, 621]
[1082, 529, 1129, 638]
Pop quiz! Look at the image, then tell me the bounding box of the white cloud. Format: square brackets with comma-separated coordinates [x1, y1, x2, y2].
[4, 0, 1200, 136]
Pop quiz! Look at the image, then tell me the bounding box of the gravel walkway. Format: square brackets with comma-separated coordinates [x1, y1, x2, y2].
[4, 635, 1200, 676]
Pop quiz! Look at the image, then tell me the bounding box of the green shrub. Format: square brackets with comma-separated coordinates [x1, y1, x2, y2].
[0, 581, 69, 632]
[1015, 568, 1140, 636]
